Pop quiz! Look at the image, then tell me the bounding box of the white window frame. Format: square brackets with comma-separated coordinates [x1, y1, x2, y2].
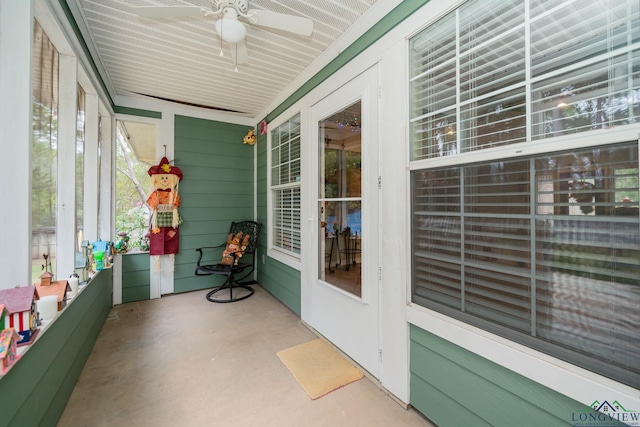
[31, 4, 112, 284]
[267, 113, 303, 270]
[405, 0, 640, 410]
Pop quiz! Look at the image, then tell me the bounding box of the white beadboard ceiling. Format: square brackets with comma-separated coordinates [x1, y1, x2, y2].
[70, 0, 382, 119]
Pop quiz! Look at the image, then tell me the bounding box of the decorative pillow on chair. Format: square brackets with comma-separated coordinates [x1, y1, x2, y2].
[220, 232, 245, 265]
[237, 233, 251, 262]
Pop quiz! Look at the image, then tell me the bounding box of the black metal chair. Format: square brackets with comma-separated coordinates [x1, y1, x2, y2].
[195, 221, 262, 303]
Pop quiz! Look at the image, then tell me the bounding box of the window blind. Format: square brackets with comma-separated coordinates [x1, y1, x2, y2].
[412, 142, 640, 388]
[410, 0, 640, 160]
[273, 187, 301, 254]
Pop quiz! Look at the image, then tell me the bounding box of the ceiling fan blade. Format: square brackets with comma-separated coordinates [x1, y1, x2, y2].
[247, 9, 313, 36]
[230, 40, 249, 65]
[131, 6, 203, 18]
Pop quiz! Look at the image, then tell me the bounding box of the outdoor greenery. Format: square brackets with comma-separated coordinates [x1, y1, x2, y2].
[32, 101, 57, 231]
[115, 128, 151, 250]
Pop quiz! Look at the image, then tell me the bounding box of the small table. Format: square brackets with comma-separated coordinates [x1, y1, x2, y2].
[340, 236, 361, 271]
[325, 235, 341, 273]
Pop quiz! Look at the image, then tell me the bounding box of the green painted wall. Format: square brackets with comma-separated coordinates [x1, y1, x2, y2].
[409, 325, 608, 427]
[0, 269, 113, 427]
[173, 115, 254, 294]
[255, 131, 302, 315]
[121, 252, 150, 303]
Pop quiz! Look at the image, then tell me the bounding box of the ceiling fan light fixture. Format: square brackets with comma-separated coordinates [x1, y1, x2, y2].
[215, 18, 246, 43]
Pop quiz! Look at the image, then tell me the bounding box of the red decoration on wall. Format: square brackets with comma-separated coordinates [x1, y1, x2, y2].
[259, 120, 268, 135]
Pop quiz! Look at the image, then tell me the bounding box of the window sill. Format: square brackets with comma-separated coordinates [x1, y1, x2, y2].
[407, 303, 640, 412]
[267, 247, 301, 271]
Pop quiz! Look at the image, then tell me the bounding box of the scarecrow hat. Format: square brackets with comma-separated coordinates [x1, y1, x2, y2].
[147, 157, 183, 181]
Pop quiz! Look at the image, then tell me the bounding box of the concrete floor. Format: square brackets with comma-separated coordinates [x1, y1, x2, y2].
[57, 285, 434, 427]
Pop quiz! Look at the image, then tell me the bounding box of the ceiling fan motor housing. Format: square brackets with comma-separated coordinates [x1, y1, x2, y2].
[213, 0, 249, 14]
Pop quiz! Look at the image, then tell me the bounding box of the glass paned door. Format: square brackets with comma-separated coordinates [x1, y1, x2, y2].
[305, 66, 379, 378]
[319, 101, 363, 297]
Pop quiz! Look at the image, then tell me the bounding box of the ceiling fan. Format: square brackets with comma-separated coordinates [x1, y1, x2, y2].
[132, 0, 314, 67]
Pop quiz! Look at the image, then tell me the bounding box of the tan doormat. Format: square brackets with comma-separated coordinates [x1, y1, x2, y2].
[277, 338, 364, 400]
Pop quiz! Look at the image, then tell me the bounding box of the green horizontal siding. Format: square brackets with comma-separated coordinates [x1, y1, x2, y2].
[257, 256, 301, 315]
[174, 115, 254, 294]
[121, 253, 150, 303]
[0, 269, 112, 427]
[409, 325, 600, 427]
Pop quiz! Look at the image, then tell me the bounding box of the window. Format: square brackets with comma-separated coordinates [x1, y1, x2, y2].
[97, 114, 102, 238]
[409, 0, 640, 388]
[409, 0, 640, 161]
[76, 85, 85, 251]
[31, 21, 59, 280]
[412, 143, 640, 387]
[269, 115, 302, 264]
[115, 121, 153, 250]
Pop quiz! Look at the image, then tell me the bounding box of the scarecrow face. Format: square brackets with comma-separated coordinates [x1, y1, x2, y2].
[152, 173, 178, 190]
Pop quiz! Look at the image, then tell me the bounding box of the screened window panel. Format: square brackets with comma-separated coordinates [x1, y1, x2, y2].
[412, 142, 640, 388]
[459, 0, 525, 102]
[411, 66, 457, 118]
[458, 0, 524, 52]
[271, 149, 280, 186]
[290, 136, 301, 181]
[464, 214, 532, 332]
[530, 0, 640, 77]
[464, 160, 530, 215]
[532, 52, 640, 139]
[409, 9, 456, 162]
[459, 28, 526, 102]
[464, 160, 531, 331]
[534, 144, 640, 382]
[464, 264, 532, 332]
[460, 89, 527, 152]
[410, 11, 456, 80]
[412, 169, 462, 309]
[279, 142, 290, 183]
[410, 109, 458, 160]
[271, 116, 300, 186]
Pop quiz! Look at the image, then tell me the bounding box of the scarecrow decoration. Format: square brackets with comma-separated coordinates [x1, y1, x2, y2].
[147, 157, 183, 271]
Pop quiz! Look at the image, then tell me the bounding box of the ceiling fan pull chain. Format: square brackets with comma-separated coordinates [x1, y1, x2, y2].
[234, 43, 239, 72]
[219, 24, 224, 56]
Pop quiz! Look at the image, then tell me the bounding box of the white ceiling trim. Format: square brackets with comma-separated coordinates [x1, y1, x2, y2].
[116, 94, 255, 125]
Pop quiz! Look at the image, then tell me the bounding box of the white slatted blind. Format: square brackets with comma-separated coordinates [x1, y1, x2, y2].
[412, 143, 640, 388]
[410, 0, 640, 160]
